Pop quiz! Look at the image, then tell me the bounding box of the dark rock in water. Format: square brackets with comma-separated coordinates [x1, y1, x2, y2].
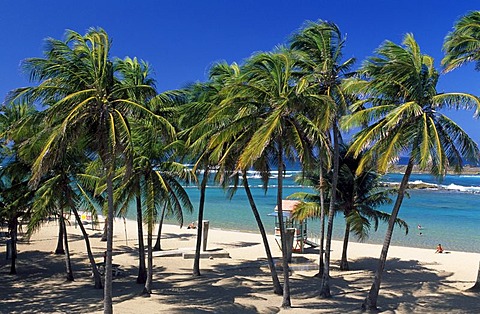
[380, 181, 437, 190]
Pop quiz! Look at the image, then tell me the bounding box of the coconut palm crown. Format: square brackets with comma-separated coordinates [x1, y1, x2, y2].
[343, 33, 480, 311]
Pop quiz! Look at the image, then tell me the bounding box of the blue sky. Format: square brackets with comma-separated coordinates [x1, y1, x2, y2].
[1, 1, 479, 140]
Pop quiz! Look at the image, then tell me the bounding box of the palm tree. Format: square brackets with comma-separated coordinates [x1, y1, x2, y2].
[179, 81, 218, 277]
[442, 11, 480, 73]
[28, 173, 77, 281]
[0, 101, 37, 275]
[291, 143, 407, 271]
[197, 61, 283, 294]
[113, 56, 173, 285]
[12, 28, 158, 314]
[343, 33, 480, 311]
[140, 156, 193, 295]
[222, 48, 321, 308]
[10, 102, 102, 284]
[443, 10, 480, 292]
[0, 161, 33, 275]
[290, 20, 355, 297]
[335, 149, 407, 271]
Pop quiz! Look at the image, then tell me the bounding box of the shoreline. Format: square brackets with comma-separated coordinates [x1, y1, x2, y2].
[2, 218, 480, 313]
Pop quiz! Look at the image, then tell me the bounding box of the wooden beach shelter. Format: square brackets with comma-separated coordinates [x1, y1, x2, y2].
[269, 200, 307, 253]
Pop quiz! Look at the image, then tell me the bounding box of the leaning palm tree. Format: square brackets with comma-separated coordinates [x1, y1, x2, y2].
[222, 48, 321, 308]
[11, 102, 103, 284]
[443, 10, 480, 292]
[11, 28, 158, 314]
[28, 172, 78, 281]
[290, 20, 355, 297]
[201, 61, 283, 294]
[343, 33, 480, 311]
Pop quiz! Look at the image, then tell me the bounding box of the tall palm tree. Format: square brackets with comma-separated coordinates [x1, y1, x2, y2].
[343, 33, 480, 310]
[12, 28, 157, 314]
[179, 81, 219, 278]
[290, 20, 355, 297]
[223, 48, 320, 308]
[199, 61, 283, 294]
[443, 10, 480, 291]
[113, 56, 174, 285]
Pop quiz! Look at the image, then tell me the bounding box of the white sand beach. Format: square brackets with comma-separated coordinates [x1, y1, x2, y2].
[1, 218, 480, 313]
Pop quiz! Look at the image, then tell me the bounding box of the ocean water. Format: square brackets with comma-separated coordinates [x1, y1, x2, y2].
[151, 170, 480, 253]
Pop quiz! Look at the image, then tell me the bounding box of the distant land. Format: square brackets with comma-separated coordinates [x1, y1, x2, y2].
[391, 164, 480, 175]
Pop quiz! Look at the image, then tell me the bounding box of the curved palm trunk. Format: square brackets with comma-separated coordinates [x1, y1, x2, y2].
[62, 215, 74, 281]
[70, 206, 102, 288]
[135, 194, 147, 284]
[193, 169, 209, 277]
[317, 155, 326, 278]
[242, 172, 282, 295]
[361, 159, 414, 311]
[104, 167, 115, 314]
[9, 216, 18, 275]
[339, 221, 350, 271]
[467, 262, 480, 291]
[153, 204, 166, 251]
[320, 122, 340, 298]
[276, 142, 291, 308]
[55, 216, 65, 254]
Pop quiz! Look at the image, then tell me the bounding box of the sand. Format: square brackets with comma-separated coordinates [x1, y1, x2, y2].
[1, 218, 480, 314]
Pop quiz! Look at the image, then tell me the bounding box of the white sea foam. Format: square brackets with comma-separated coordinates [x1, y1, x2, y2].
[440, 183, 480, 193]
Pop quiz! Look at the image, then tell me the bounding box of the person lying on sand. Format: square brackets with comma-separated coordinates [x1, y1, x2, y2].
[187, 222, 196, 229]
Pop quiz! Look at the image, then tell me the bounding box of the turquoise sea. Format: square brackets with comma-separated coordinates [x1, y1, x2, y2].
[155, 170, 480, 254]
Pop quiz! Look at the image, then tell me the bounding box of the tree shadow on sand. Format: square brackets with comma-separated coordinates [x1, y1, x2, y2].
[285, 256, 480, 313]
[0, 247, 165, 313]
[133, 259, 283, 313]
[3, 243, 479, 313]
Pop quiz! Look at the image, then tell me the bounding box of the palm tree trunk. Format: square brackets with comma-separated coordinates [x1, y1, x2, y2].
[104, 167, 115, 314]
[142, 219, 153, 295]
[276, 141, 291, 308]
[62, 215, 74, 281]
[9, 216, 18, 275]
[193, 169, 209, 277]
[70, 206, 103, 288]
[101, 218, 108, 242]
[242, 172, 282, 295]
[135, 194, 147, 284]
[317, 154, 326, 278]
[467, 261, 480, 291]
[153, 204, 166, 251]
[65, 173, 100, 286]
[361, 158, 414, 311]
[340, 221, 350, 271]
[55, 216, 65, 254]
[320, 122, 340, 298]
